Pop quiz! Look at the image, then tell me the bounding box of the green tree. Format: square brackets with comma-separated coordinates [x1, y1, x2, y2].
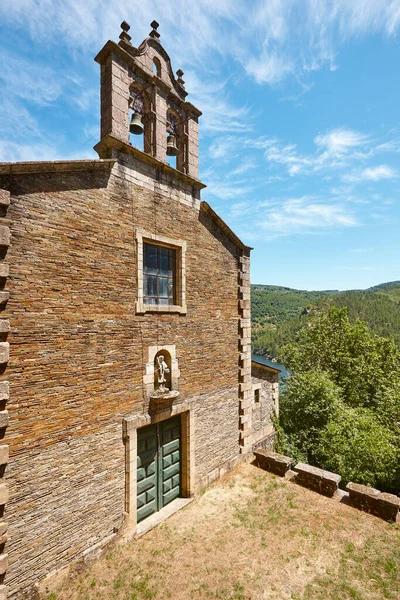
[277, 307, 400, 493]
[316, 407, 399, 490]
[278, 371, 343, 464]
[282, 307, 400, 410]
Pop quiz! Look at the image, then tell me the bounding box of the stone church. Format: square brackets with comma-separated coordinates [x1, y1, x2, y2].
[0, 21, 279, 598]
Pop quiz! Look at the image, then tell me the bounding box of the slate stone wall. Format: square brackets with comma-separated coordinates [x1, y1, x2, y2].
[0, 158, 245, 598]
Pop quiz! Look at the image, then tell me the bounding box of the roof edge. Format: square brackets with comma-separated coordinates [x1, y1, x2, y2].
[200, 201, 253, 252]
[251, 359, 281, 374]
[0, 159, 116, 176]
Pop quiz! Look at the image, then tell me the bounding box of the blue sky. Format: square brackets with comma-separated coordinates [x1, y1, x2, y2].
[1, 1, 400, 290]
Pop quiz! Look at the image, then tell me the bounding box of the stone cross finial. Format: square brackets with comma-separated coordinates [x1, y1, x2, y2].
[176, 69, 185, 86]
[119, 21, 132, 44]
[149, 20, 160, 39]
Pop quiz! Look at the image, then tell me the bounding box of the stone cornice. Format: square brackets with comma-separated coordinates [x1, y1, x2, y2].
[0, 159, 116, 176]
[94, 135, 206, 190]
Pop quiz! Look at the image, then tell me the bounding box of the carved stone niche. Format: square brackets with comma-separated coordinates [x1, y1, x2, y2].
[143, 345, 180, 402]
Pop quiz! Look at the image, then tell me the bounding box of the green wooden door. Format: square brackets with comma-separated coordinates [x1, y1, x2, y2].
[137, 423, 158, 523]
[137, 416, 181, 523]
[159, 416, 181, 508]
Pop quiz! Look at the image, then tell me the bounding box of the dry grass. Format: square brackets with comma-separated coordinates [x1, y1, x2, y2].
[49, 463, 399, 600]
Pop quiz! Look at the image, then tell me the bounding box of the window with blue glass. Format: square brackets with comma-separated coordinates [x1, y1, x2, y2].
[143, 243, 176, 305]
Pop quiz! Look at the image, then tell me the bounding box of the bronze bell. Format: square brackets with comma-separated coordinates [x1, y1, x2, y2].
[166, 134, 179, 156]
[129, 112, 144, 135]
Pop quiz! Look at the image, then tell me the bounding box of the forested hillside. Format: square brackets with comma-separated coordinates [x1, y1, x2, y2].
[276, 307, 400, 493]
[252, 281, 400, 357]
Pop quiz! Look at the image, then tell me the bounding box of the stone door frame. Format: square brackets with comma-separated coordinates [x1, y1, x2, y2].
[122, 403, 195, 536]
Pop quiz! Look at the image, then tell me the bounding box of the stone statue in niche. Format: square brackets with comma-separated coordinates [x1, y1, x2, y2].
[156, 355, 170, 393]
[150, 350, 179, 401]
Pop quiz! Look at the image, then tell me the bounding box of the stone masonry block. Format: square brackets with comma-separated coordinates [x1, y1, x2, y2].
[239, 299, 251, 310]
[0, 321, 9, 334]
[0, 412, 8, 429]
[0, 585, 7, 600]
[346, 482, 400, 521]
[254, 450, 292, 477]
[0, 344, 9, 364]
[0, 293, 9, 305]
[0, 446, 8, 465]
[294, 463, 341, 497]
[0, 554, 8, 575]
[0, 227, 10, 247]
[0, 190, 10, 207]
[0, 484, 8, 505]
[0, 264, 8, 278]
[0, 383, 9, 401]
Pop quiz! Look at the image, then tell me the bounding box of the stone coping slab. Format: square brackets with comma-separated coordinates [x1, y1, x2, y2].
[0, 159, 116, 175]
[254, 450, 292, 477]
[294, 462, 341, 497]
[346, 482, 400, 521]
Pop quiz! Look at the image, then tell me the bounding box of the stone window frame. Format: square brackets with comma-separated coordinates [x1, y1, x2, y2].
[135, 229, 187, 314]
[252, 382, 262, 404]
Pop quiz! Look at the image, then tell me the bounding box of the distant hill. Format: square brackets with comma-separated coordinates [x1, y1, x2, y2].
[252, 281, 400, 357]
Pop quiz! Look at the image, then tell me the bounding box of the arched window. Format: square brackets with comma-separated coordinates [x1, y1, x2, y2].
[153, 57, 161, 77]
[129, 84, 150, 153]
[166, 109, 180, 169]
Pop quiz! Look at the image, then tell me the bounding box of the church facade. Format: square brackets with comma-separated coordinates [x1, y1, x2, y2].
[0, 22, 278, 599]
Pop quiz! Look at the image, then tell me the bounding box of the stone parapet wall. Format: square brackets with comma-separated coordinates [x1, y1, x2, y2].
[254, 451, 399, 522]
[346, 482, 400, 522]
[254, 450, 291, 477]
[293, 463, 341, 497]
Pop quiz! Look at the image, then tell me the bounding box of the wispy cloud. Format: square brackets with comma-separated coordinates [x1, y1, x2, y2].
[258, 196, 358, 235]
[262, 128, 400, 178]
[184, 71, 251, 134]
[314, 128, 369, 156]
[2, 0, 400, 88]
[0, 140, 65, 162]
[343, 164, 397, 183]
[0, 51, 63, 106]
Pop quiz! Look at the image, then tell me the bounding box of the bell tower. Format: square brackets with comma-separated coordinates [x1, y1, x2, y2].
[94, 20, 201, 181]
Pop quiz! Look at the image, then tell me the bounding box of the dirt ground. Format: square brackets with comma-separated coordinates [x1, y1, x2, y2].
[49, 462, 399, 600]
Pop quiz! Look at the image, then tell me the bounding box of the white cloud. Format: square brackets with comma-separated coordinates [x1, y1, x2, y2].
[2, 0, 400, 88]
[0, 140, 64, 162]
[343, 164, 397, 183]
[261, 127, 400, 178]
[209, 136, 238, 160]
[183, 71, 250, 134]
[259, 196, 358, 234]
[230, 159, 257, 176]
[245, 52, 292, 85]
[0, 98, 39, 137]
[0, 51, 63, 106]
[314, 128, 369, 156]
[361, 165, 397, 181]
